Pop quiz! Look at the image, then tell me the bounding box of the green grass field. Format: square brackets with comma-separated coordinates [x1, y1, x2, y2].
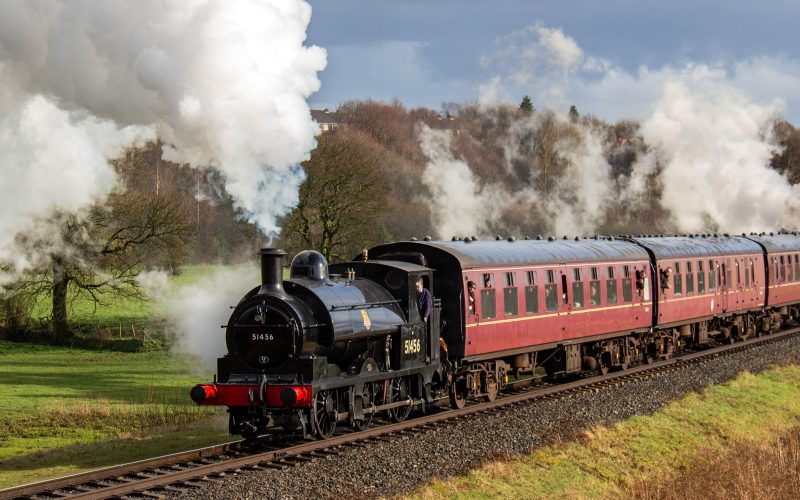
[412, 364, 800, 499]
[0, 340, 229, 488]
[0, 265, 241, 488]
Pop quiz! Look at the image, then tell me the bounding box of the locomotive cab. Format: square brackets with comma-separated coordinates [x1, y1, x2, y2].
[192, 249, 445, 440]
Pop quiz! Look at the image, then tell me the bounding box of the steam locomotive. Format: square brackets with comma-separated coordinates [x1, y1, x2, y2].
[191, 232, 800, 439]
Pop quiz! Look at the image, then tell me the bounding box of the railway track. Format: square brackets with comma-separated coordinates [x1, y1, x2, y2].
[3, 326, 799, 500]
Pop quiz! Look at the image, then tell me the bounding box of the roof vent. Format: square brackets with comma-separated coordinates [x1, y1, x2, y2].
[536, 235, 543, 240]
[464, 237, 472, 244]
[508, 236, 516, 242]
[548, 236, 555, 242]
[423, 235, 432, 241]
[451, 236, 458, 241]
[410, 237, 418, 241]
[524, 236, 531, 240]
[563, 235, 569, 240]
[574, 236, 580, 241]
[496, 235, 503, 241]
[471, 236, 478, 241]
[741, 232, 746, 237]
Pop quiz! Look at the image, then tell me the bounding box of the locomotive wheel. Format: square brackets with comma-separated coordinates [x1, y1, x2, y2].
[353, 382, 375, 431]
[449, 381, 467, 409]
[313, 389, 337, 439]
[389, 377, 412, 423]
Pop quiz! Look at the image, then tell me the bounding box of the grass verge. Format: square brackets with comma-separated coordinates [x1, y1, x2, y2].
[0, 340, 227, 488]
[410, 364, 800, 499]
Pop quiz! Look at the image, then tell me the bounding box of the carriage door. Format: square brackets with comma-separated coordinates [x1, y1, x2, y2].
[721, 259, 730, 312]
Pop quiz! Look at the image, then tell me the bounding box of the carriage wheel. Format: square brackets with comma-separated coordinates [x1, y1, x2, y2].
[352, 382, 375, 431]
[313, 389, 336, 439]
[449, 380, 467, 409]
[483, 371, 499, 402]
[390, 377, 412, 422]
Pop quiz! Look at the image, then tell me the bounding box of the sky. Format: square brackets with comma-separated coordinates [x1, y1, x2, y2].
[306, 0, 800, 124]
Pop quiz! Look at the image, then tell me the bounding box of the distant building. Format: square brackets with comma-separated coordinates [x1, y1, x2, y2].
[311, 108, 341, 132]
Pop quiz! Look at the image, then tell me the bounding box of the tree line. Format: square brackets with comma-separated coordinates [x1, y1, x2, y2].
[1, 98, 799, 343]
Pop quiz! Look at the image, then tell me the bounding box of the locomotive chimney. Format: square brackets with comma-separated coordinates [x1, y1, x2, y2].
[259, 248, 287, 295]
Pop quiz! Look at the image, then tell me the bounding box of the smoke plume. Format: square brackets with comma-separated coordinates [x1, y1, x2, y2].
[0, 0, 326, 280]
[624, 80, 798, 233]
[164, 266, 258, 372]
[418, 125, 506, 239]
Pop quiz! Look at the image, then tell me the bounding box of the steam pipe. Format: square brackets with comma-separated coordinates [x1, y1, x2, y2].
[259, 248, 287, 295]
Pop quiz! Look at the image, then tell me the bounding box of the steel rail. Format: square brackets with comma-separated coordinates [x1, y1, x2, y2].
[3, 326, 799, 500]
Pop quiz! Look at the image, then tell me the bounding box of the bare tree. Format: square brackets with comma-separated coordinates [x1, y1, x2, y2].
[4, 147, 194, 344]
[283, 128, 387, 261]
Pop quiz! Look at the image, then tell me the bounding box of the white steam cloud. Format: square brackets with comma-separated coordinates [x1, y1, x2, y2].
[470, 22, 799, 235]
[0, 92, 154, 278]
[624, 80, 799, 233]
[0, 0, 326, 280]
[418, 125, 505, 238]
[418, 114, 614, 240]
[164, 266, 258, 372]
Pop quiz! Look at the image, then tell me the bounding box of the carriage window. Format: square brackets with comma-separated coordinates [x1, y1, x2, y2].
[561, 274, 569, 305]
[622, 265, 633, 302]
[606, 266, 618, 305]
[780, 256, 786, 282]
[572, 269, 584, 309]
[745, 259, 751, 288]
[787, 257, 793, 282]
[674, 262, 683, 296]
[726, 259, 733, 288]
[482, 273, 495, 288]
[721, 262, 727, 288]
[774, 258, 779, 282]
[525, 282, 539, 314]
[504, 285, 518, 316]
[795, 255, 799, 282]
[590, 268, 601, 306]
[505, 272, 516, 287]
[526, 271, 537, 285]
[736, 260, 741, 287]
[481, 288, 496, 319]
[686, 262, 694, 295]
[708, 260, 716, 291]
[544, 276, 558, 312]
[697, 261, 705, 294]
[753, 258, 757, 285]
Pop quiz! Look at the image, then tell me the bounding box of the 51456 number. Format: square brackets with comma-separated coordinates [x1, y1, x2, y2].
[403, 338, 421, 355]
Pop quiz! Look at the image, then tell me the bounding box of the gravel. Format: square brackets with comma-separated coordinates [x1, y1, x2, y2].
[175, 335, 800, 499]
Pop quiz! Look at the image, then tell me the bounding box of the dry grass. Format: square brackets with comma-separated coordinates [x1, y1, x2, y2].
[629, 425, 800, 499]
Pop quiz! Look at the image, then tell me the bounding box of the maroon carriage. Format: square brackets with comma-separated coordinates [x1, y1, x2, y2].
[367, 237, 653, 385]
[746, 233, 800, 312]
[632, 236, 767, 339]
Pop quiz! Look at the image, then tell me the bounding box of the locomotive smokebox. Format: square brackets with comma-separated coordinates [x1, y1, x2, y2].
[259, 248, 287, 295]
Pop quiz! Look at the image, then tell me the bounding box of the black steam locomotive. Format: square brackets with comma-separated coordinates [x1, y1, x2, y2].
[193, 232, 800, 440]
[190, 248, 444, 439]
